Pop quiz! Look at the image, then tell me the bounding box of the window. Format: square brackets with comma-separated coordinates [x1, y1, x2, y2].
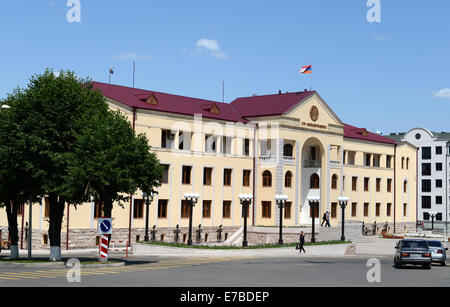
[331, 203, 337, 218]
[364, 178, 370, 192]
[386, 156, 392, 168]
[421, 196, 431, 209]
[387, 203, 392, 217]
[223, 169, 232, 186]
[403, 204, 407, 217]
[401, 157, 405, 169]
[181, 200, 191, 218]
[403, 180, 408, 193]
[202, 201, 211, 218]
[423, 212, 430, 221]
[365, 154, 371, 167]
[161, 165, 170, 184]
[205, 135, 216, 153]
[422, 163, 431, 176]
[331, 174, 338, 190]
[182, 166, 192, 185]
[243, 139, 250, 156]
[376, 178, 381, 192]
[352, 177, 357, 191]
[243, 170, 251, 187]
[436, 163, 442, 171]
[44, 197, 50, 218]
[133, 199, 144, 219]
[285, 171, 293, 188]
[436, 146, 442, 155]
[203, 167, 213, 186]
[436, 196, 443, 205]
[310, 174, 320, 189]
[283, 144, 293, 157]
[342, 176, 346, 191]
[158, 200, 168, 218]
[436, 179, 442, 188]
[309, 204, 319, 218]
[436, 213, 442, 221]
[406, 158, 410, 170]
[161, 130, 174, 149]
[284, 202, 292, 219]
[262, 201, 271, 218]
[376, 203, 381, 217]
[373, 155, 380, 167]
[422, 147, 431, 160]
[18, 204, 24, 216]
[262, 171, 272, 187]
[94, 201, 103, 218]
[223, 201, 231, 218]
[387, 179, 392, 193]
[351, 203, 357, 217]
[422, 180, 431, 192]
[364, 203, 369, 217]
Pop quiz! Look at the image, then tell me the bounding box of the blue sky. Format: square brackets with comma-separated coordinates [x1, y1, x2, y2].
[0, 0, 449, 134]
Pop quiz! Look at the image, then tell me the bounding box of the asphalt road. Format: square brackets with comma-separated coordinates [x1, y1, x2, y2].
[0, 255, 448, 287]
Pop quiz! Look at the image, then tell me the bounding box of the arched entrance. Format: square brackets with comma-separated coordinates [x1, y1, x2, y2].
[300, 137, 325, 225]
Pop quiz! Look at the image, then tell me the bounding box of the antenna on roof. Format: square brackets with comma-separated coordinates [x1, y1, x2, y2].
[108, 68, 114, 84]
[132, 61, 136, 88]
[222, 81, 225, 103]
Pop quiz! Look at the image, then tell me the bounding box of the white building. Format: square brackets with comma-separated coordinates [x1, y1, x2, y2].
[388, 128, 450, 232]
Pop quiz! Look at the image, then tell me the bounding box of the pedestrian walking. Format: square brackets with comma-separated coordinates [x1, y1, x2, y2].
[298, 231, 306, 254]
[321, 212, 327, 227]
[326, 211, 331, 227]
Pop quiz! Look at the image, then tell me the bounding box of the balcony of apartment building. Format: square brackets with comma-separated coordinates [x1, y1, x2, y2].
[258, 139, 296, 165]
[303, 144, 322, 168]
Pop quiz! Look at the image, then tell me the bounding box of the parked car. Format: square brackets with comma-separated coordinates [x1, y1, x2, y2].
[394, 239, 432, 269]
[426, 240, 447, 266]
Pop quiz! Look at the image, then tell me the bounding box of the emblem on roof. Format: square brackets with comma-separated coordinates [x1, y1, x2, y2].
[310, 106, 319, 122]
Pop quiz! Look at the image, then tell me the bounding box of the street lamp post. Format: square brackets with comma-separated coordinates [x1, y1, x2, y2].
[275, 195, 288, 245]
[238, 194, 253, 247]
[338, 196, 349, 242]
[307, 196, 320, 243]
[142, 192, 154, 242]
[430, 212, 437, 231]
[184, 193, 200, 246]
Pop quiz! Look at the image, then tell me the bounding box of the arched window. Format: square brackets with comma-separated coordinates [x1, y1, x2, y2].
[285, 171, 292, 188]
[403, 180, 408, 193]
[406, 158, 409, 170]
[310, 174, 320, 189]
[401, 157, 405, 169]
[262, 171, 272, 187]
[283, 144, 293, 157]
[331, 174, 338, 190]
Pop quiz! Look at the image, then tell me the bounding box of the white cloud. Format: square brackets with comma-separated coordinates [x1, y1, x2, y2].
[113, 52, 152, 61]
[433, 88, 450, 99]
[196, 39, 220, 51]
[183, 38, 229, 60]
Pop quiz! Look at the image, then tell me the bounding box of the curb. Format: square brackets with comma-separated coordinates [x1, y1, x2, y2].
[0, 261, 65, 268]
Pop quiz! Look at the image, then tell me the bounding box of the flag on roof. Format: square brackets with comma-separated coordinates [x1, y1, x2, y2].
[299, 65, 312, 74]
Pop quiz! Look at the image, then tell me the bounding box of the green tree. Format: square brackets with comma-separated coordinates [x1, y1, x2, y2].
[3, 70, 109, 260]
[66, 109, 163, 224]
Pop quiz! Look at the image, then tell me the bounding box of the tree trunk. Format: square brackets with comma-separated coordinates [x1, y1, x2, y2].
[102, 195, 113, 246]
[48, 193, 65, 261]
[5, 200, 19, 259]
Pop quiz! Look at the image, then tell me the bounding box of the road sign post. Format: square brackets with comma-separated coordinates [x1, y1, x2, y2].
[97, 218, 112, 263]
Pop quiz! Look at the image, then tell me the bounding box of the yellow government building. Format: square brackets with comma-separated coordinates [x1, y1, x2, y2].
[0, 82, 418, 248]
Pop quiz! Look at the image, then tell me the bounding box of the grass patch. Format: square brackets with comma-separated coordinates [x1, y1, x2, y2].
[137, 240, 351, 250]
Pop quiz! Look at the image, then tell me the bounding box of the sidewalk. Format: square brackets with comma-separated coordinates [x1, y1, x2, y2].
[132, 242, 353, 258]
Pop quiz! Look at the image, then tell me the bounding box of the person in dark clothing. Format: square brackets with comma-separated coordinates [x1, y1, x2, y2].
[321, 212, 327, 227]
[298, 231, 306, 254]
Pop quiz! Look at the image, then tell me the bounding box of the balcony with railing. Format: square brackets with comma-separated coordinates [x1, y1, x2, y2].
[303, 160, 321, 168]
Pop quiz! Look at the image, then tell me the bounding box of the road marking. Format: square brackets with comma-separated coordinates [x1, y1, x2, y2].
[0, 257, 254, 282]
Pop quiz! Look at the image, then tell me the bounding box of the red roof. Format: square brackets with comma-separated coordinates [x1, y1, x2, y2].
[92, 82, 247, 123]
[231, 90, 316, 117]
[344, 124, 396, 145]
[92, 82, 395, 145]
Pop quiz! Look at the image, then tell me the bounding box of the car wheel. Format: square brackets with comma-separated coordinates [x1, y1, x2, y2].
[422, 264, 431, 270]
[441, 261, 446, 267]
